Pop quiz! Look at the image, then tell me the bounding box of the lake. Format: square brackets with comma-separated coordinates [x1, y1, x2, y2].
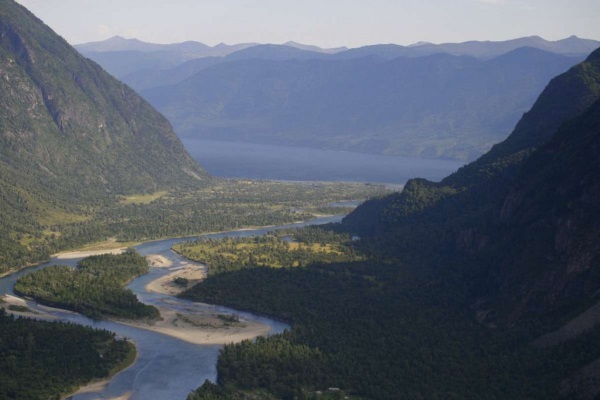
[182, 139, 465, 184]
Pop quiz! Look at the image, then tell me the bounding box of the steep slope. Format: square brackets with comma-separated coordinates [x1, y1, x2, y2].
[0, 0, 207, 194]
[144, 48, 581, 160]
[344, 48, 600, 326]
[477, 97, 600, 324]
[0, 0, 208, 267]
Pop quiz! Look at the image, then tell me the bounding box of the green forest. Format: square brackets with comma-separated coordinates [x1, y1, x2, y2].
[173, 227, 360, 275]
[0, 179, 388, 276]
[0, 309, 134, 400]
[181, 223, 600, 399]
[14, 250, 159, 320]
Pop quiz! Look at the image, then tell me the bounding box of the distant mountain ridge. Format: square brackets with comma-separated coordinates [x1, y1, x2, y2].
[335, 35, 600, 60]
[283, 41, 348, 54]
[76, 35, 596, 162]
[75, 35, 258, 57]
[76, 35, 600, 81]
[78, 34, 599, 61]
[142, 47, 582, 161]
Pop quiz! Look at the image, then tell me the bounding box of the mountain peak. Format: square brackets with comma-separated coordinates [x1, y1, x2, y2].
[408, 41, 433, 47]
[0, 0, 208, 198]
[104, 35, 144, 44]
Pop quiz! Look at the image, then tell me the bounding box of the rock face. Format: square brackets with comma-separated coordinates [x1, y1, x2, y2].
[344, 48, 600, 326]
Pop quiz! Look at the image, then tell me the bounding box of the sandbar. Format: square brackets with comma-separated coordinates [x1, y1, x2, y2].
[145, 257, 205, 296]
[66, 381, 132, 400]
[146, 254, 173, 268]
[55, 248, 127, 260]
[1, 294, 57, 320]
[121, 303, 270, 345]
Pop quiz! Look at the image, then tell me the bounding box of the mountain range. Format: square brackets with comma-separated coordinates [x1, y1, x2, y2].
[77, 35, 599, 80]
[75, 35, 598, 161]
[74, 37, 345, 79]
[142, 47, 582, 161]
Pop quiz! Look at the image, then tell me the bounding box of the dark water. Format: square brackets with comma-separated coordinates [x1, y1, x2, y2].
[182, 139, 464, 184]
[0, 215, 345, 400]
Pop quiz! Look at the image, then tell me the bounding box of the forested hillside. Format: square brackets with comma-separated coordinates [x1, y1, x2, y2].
[143, 47, 580, 161]
[344, 47, 600, 325]
[182, 49, 600, 399]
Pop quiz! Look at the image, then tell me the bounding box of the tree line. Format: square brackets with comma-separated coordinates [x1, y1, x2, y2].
[0, 309, 133, 400]
[14, 250, 158, 320]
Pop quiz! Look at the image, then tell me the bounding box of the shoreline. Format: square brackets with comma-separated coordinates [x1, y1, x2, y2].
[62, 340, 138, 400]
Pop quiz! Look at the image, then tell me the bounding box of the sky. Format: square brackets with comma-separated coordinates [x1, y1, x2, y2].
[14, 0, 600, 48]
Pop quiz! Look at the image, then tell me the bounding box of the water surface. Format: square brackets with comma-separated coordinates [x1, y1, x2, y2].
[182, 139, 464, 184]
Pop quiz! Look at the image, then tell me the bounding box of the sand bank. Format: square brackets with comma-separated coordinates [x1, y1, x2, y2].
[145, 256, 205, 296]
[122, 303, 270, 345]
[66, 381, 132, 400]
[55, 248, 127, 260]
[146, 254, 173, 268]
[1, 294, 57, 320]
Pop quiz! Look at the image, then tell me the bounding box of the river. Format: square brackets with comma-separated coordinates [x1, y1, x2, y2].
[0, 215, 345, 400]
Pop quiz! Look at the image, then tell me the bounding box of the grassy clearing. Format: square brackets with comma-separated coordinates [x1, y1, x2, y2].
[38, 208, 91, 226]
[174, 230, 362, 275]
[119, 191, 169, 205]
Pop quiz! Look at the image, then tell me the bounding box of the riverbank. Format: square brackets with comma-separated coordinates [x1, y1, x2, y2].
[63, 340, 137, 400]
